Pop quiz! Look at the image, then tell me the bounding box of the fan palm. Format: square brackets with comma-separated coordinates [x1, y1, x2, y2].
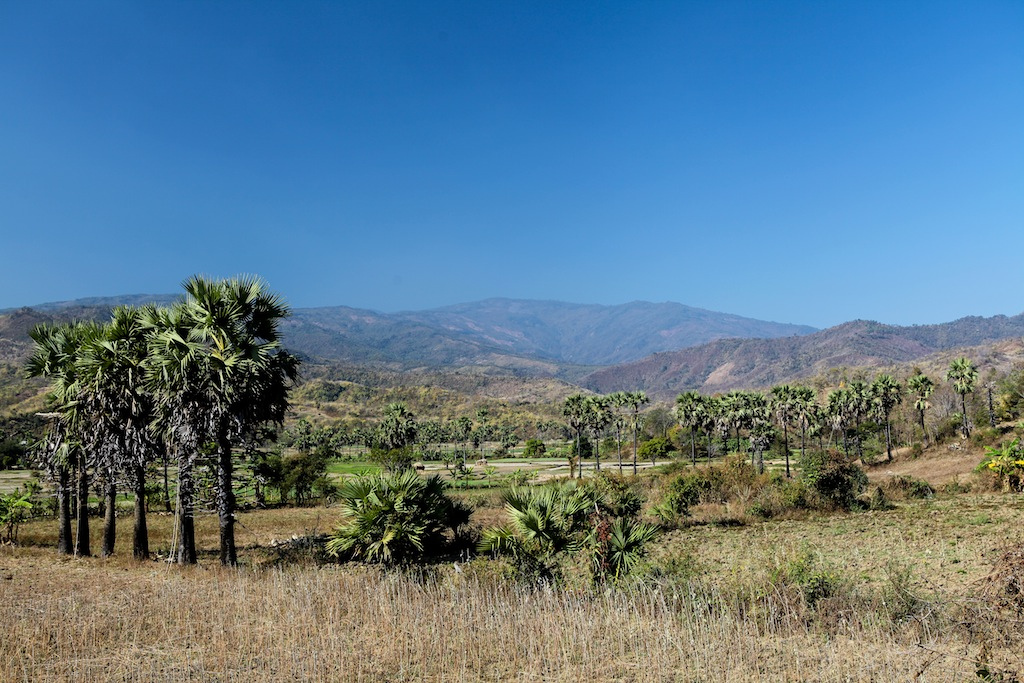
[946, 357, 978, 438]
[907, 372, 935, 445]
[27, 321, 104, 556]
[870, 374, 903, 462]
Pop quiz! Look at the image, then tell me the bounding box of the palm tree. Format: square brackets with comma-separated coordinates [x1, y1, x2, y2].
[478, 483, 596, 579]
[146, 276, 299, 566]
[848, 381, 871, 460]
[621, 391, 649, 475]
[827, 387, 852, 455]
[770, 385, 795, 477]
[609, 392, 628, 474]
[749, 419, 774, 475]
[377, 402, 418, 453]
[563, 394, 587, 479]
[77, 306, 161, 559]
[27, 321, 105, 557]
[907, 372, 935, 445]
[675, 390, 702, 467]
[792, 386, 817, 458]
[188, 275, 299, 566]
[870, 374, 903, 462]
[946, 357, 978, 438]
[26, 324, 78, 556]
[584, 395, 612, 471]
[327, 471, 469, 564]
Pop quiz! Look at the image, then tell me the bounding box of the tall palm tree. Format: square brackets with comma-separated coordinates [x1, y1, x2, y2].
[946, 357, 978, 438]
[563, 394, 587, 479]
[584, 395, 612, 471]
[870, 374, 904, 462]
[78, 306, 161, 559]
[770, 385, 795, 477]
[186, 275, 299, 566]
[675, 390, 703, 467]
[27, 321, 105, 557]
[609, 392, 629, 474]
[847, 381, 871, 460]
[146, 276, 299, 566]
[827, 387, 852, 455]
[377, 402, 418, 453]
[621, 391, 648, 475]
[907, 372, 935, 445]
[792, 386, 817, 458]
[27, 323, 82, 556]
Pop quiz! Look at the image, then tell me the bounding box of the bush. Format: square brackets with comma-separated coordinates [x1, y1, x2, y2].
[800, 450, 868, 510]
[583, 471, 644, 519]
[522, 439, 547, 458]
[637, 437, 672, 462]
[326, 471, 470, 565]
[369, 446, 416, 472]
[880, 475, 934, 500]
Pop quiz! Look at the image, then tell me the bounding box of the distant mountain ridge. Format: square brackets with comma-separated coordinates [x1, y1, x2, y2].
[398, 298, 816, 365]
[6, 294, 1024, 404]
[1, 294, 815, 370]
[583, 314, 1024, 398]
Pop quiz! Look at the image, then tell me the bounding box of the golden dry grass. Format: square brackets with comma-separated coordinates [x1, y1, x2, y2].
[2, 495, 1023, 682]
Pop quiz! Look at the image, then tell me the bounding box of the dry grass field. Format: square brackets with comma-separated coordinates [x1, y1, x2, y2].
[3, 488, 1024, 682]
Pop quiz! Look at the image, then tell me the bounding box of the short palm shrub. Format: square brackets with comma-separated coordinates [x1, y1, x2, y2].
[326, 471, 470, 565]
[478, 483, 596, 581]
[590, 516, 659, 581]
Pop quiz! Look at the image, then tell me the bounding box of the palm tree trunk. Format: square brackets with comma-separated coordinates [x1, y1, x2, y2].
[854, 416, 863, 460]
[690, 430, 696, 467]
[616, 426, 623, 474]
[885, 418, 893, 462]
[56, 464, 72, 555]
[217, 433, 237, 566]
[632, 424, 638, 476]
[75, 457, 90, 557]
[919, 409, 928, 446]
[176, 457, 196, 564]
[162, 452, 172, 512]
[133, 463, 149, 560]
[102, 478, 117, 557]
[960, 393, 970, 438]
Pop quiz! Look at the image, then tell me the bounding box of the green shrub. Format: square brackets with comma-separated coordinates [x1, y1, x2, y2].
[800, 450, 868, 510]
[583, 471, 644, 519]
[637, 437, 672, 462]
[522, 439, 547, 458]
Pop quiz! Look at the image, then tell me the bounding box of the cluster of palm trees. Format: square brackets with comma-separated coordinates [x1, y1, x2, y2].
[27, 275, 298, 565]
[671, 358, 978, 474]
[562, 391, 649, 476]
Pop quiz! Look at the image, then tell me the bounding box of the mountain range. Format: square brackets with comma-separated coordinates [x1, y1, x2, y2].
[2, 296, 1023, 403]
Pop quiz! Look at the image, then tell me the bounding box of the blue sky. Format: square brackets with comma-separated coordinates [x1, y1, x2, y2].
[1, 1, 1021, 328]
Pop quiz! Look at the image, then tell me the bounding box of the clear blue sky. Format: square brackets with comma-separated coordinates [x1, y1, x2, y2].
[1, 1, 1021, 328]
